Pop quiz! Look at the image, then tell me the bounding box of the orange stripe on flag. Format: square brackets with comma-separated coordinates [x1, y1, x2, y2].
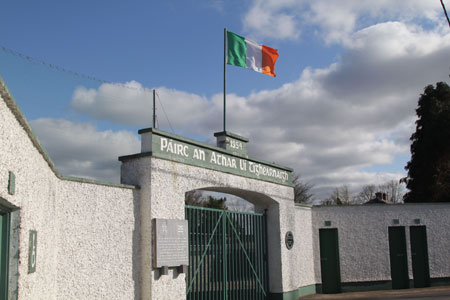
[261, 45, 279, 77]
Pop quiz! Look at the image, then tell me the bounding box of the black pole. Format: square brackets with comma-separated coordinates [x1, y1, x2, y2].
[223, 28, 227, 132]
[153, 89, 156, 128]
[441, 0, 450, 28]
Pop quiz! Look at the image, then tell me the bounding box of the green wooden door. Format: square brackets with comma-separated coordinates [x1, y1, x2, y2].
[319, 228, 341, 294]
[410, 226, 430, 288]
[0, 213, 9, 300]
[388, 226, 409, 289]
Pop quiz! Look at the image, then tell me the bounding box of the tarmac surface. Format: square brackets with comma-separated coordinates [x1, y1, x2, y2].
[298, 286, 450, 300]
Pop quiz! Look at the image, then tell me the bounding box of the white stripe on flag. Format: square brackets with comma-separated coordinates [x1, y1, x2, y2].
[245, 38, 262, 73]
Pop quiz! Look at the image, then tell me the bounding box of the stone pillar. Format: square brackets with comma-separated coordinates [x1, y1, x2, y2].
[120, 128, 187, 300]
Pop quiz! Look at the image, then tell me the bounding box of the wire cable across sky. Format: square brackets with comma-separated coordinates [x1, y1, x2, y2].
[0, 44, 176, 133]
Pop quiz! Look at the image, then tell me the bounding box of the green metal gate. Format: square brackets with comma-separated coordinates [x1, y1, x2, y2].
[185, 205, 268, 300]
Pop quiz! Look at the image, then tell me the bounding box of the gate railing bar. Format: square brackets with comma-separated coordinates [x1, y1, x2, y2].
[193, 208, 197, 297]
[263, 210, 269, 295]
[215, 212, 219, 300]
[225, 214, 267, 296]
[251, 214, 256, 299]
[257, 214, 264, 300]
[201, 209, 205, 299]
[185, 205, 264, 216]
[247, 214, 251, 298]
[229, 216, 234, 299]
[245, 214, 250, 299]
[247, 214, 252, 299]
[186, 210, 224, 295]
[237, 215, 244, 298]
[196, 208, 199, 297]
[251, 214, 258, 299]
[223, 210, 227, 300]
[208, 211, 212, 299]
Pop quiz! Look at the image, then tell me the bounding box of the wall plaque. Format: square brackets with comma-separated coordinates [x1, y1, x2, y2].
[28, 230, 37, 273]
[285, 231, 294, 250]
[153, 219, 189, 268]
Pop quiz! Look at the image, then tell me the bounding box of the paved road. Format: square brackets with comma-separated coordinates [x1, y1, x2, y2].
[299, 286, 450, 300]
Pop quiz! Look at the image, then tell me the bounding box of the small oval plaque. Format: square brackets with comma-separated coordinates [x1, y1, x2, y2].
[285, 231, 294, 250]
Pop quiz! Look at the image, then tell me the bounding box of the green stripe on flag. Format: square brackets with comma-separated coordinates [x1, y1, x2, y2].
[227, 31, 246, 68]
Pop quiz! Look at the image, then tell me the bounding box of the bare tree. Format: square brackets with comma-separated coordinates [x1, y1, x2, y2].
[293, 174, 314, 203]
[324, 185, 352, 205]
[356, 185, 376, 204]
[378, 180, 405, 203]
[354, 180, 405, 204]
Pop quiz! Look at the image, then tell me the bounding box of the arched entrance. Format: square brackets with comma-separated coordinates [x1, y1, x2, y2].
[185, 188, 272, 300]
[119, 128, 293, 300]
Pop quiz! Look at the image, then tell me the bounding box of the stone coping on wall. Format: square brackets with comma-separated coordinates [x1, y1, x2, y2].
[0, 77, 136, 190]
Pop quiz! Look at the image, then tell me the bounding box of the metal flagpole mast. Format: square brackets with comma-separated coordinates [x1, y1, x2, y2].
[223, 28, 227, 132]
[441, 0, 450, 28]
[153, 89, 156, 128]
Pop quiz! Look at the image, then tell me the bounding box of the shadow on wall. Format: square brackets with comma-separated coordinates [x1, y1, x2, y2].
[131, 188, 141, 300]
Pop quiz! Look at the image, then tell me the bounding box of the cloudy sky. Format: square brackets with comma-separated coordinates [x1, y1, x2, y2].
[1, 0, 449, 200]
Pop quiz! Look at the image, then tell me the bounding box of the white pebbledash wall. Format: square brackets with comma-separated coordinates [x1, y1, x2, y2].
[2, 77, 450, 300]
[311, 204, 450, 287]
[0, 80, 138, 300]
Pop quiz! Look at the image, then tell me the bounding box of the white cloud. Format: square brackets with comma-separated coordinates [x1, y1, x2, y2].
[30, 118, 140, 183]
[71, 82, 221, 137]
[61, 20, 450, 199]
[243, 0, 442, 43]
[243, 0, 300, 40]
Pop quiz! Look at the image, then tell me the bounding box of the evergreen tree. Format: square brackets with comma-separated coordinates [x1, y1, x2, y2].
[402, 82, 450, 202]
[204, 196, 228, 210]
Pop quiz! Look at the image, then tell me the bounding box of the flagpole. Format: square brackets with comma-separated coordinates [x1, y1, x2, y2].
[153, 89, 156, 128]
[223, 27, 227, 132]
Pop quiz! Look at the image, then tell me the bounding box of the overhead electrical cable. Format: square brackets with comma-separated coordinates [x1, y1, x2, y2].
[156, 91, 175, 134]
[0, 44, 152, 94]
[441, 0, 450, 28]
[0, 44, 177, 130]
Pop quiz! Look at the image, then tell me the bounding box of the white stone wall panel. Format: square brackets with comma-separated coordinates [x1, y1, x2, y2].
[293, 206, 315, 289]
[1, 86, 138, 300]
[312, 204, 450, 284]
[1, 90, 59, 300]
[56, 181, 137, 300]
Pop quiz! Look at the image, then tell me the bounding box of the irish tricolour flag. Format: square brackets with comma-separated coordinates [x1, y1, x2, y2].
[227, 31, 279, 77]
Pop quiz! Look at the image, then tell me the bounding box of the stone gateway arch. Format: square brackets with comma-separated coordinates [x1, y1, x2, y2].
[119, 129, 299, 300]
